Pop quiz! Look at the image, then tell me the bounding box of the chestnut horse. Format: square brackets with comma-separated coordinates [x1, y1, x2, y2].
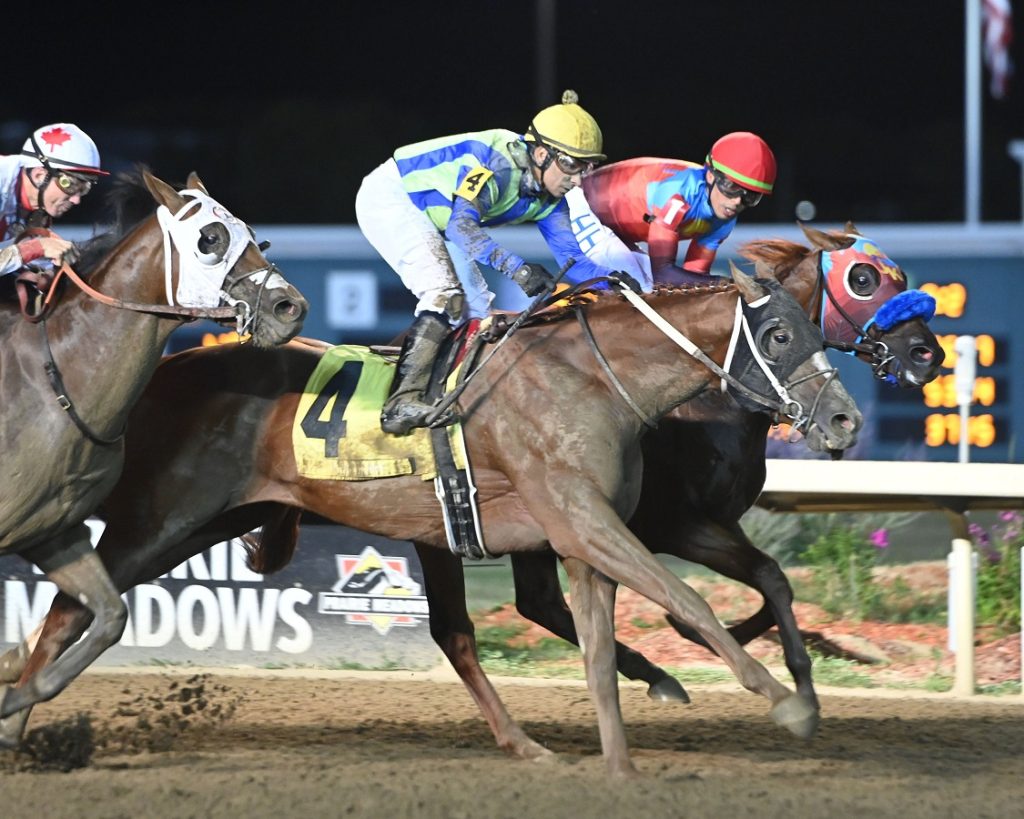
[508, 224, 943, 709]
[2, 272, 859, 775]
[0, 168, 307, 725]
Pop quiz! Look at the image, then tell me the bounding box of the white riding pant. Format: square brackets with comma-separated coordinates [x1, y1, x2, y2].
[355, 159, 494, 321]
[564, 186, 653, 291]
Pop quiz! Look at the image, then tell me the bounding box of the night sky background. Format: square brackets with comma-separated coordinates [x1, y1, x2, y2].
[5, 1, 1022, 227]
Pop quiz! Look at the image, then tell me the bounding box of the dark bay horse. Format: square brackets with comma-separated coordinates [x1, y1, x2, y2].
[0, 168, 307, 725]
[2, 272, 859, 775]
[508, 224, 944, 708]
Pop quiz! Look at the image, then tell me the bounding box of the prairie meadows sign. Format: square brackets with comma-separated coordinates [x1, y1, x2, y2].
[0, 522, 439, 669]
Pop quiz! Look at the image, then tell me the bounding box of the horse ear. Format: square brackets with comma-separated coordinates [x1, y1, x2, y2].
[751, 259, 781, 282]
[844, 220, 860, 236]
[186, 172, 209, 195]
[798, 222, 851, 251]
[730, 262, 768, 303]
[142, 169, 185, 211]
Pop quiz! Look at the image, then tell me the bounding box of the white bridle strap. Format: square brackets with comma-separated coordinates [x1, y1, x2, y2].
[617, 285, 792, 413]
[737, 303, 796, 407]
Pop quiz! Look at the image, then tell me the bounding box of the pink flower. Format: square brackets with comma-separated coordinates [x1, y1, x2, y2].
[869, 529, 889, 548]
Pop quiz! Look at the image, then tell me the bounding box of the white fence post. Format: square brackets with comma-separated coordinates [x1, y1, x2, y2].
[948, 537, 977, 696]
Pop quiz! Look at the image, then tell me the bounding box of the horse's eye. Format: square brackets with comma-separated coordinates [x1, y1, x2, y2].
[847, 264, 879, 296]
[196, 224, 228, 263]
[773, 331, 790, 345]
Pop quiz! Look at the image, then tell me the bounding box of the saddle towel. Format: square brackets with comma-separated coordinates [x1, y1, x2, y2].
[292, 344, 467, 481]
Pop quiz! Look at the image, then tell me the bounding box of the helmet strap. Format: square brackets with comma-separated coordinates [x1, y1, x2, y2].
[27, 134, 56, 213]
[529, 142, 555, 175]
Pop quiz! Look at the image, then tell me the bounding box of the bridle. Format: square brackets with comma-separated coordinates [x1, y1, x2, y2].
[812, 252, 898, 381]
[579, 281, 840, 437]
[34, 190, 280, 446]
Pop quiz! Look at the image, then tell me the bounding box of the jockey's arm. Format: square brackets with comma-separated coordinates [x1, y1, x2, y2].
[535, 201, 618, 285]
[0, 244, 24, 276]
[646, 219, 715, 286]
[0, 232, 77, 276]
[445, 195, 525, 277]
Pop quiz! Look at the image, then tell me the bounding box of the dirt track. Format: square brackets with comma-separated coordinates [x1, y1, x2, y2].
[1, 669, 1022, 818]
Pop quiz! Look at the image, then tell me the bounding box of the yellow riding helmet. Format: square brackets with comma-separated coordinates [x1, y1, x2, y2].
[525, 89, 606, 161]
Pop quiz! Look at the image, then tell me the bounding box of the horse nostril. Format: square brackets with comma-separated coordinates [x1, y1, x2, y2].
[911, 346, 934, 364]
[832, 413, 858, 433]
[274, 300, 301, 321]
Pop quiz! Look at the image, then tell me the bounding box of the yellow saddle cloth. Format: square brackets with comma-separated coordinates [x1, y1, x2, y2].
[292, 345, 467, 481]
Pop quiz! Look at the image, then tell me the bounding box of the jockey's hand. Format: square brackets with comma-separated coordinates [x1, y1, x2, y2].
[38, 236, 78, 266]
[510, 263, 555, 297]
[611, 271, 643, 294]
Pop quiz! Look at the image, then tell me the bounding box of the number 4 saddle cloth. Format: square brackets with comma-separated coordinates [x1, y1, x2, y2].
[292, 344, 468, 482]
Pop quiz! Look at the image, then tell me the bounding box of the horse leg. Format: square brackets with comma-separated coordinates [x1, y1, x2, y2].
[0, 622, 45, 684]
[0, 510, 259, 747]
[561, 556, 636, 777]
[414, 544, 551, 761]
[0, 525, 127, 720]
[661, 519, 818, 708]
[0, 590, 95, 748]
[528, 484, 817, 745]
[510, 551, 688, 703]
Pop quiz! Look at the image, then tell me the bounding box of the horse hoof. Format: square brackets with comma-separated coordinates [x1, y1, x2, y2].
[770, 694, 820, 739]
[647, 675, 691, 704]
[0, 709, 29, 750]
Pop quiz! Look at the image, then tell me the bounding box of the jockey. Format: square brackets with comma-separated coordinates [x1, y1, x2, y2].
[566, 132, 776, 290]
[356, 90, 641, 435]
[0, 123, 109, 277]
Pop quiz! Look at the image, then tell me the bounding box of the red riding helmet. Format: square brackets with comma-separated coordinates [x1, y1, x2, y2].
[706, 132, 776, 194]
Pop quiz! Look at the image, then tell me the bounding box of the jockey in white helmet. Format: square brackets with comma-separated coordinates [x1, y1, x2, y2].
[0, 123, 109, 276]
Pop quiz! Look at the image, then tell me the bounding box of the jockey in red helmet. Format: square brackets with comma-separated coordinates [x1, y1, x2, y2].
[565, 131, 776, 288]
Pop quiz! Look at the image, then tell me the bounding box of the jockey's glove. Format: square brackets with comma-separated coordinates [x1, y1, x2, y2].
[611, 271, 643, 294]
[510, 263, 556, 297]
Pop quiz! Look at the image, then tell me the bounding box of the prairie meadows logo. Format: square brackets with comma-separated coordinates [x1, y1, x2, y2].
[317, 546, 428, 635]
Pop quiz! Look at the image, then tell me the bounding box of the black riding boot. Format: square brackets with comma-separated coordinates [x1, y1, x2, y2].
[380, 311, 450, 435]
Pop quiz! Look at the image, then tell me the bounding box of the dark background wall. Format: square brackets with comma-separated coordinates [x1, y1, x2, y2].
[4, 1, 1023, 226]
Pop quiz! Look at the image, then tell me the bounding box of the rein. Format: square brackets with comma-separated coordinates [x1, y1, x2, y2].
[421, 259, 576, 427]
[47, 261, 243, 321]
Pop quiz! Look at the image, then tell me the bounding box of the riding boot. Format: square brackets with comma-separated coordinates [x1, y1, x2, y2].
[380, 311, 450, 435]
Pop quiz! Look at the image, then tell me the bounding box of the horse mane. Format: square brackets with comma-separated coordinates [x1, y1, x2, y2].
[75, 165, 169, 274]
[530, 281, 734, 325]
[738, 224, 861, 278]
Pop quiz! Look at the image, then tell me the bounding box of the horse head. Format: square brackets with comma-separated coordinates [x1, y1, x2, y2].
[740, 223, 944, 388]
[141, 169, 308, 347]
[729, 267, 862, 453]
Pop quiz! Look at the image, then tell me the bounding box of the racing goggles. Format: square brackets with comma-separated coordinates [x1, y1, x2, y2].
[712, 172, 763, 207]
[553, 149, 596, 177]
[54, 172, 96, 197]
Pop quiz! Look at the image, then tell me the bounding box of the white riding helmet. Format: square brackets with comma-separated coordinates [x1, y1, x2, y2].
[21, 123, 108, 175]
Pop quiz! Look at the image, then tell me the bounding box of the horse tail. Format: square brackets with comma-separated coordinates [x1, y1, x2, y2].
[244, 506, 302, 575]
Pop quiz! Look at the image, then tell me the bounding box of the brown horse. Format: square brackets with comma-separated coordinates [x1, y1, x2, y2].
[0, 168, 307, 725]
[507, 224, 944, 708]
[1, 271, 859, 774]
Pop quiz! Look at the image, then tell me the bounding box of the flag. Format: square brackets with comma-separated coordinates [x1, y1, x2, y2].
[983, 0, 1014, 98]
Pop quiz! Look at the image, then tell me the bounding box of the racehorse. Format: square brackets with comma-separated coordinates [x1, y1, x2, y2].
[1, 271, 859, 775]
[0, 168, 307, 726]
[507, 223, 943, 708]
